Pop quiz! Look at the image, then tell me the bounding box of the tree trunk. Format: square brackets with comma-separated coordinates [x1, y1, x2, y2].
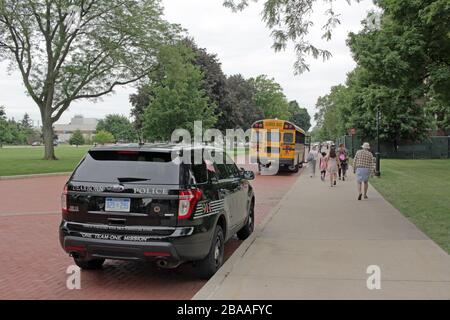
[42, 117, 57, 160]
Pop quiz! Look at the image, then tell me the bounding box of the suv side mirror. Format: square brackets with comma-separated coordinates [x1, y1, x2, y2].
[240, 168, 255, 181]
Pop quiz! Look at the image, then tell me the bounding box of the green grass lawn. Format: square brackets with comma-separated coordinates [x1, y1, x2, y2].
[371, 160, 450, 254]
[0, 145, 248, 177]
[0, 145, 91, 176]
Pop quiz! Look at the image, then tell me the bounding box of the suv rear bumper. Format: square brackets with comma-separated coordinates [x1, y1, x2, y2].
[62, 236, 182, 261]
[59, 221, 213, 262]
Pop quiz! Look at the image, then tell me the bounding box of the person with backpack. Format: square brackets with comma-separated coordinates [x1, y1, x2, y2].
[307, 146, 319, 178]
[337, 144, 348, 181]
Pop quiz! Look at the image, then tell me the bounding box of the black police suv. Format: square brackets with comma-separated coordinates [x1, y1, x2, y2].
[59, 144, 255, 278]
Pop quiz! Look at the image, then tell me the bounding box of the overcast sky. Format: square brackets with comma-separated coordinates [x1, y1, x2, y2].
[0, 0, 376, 127]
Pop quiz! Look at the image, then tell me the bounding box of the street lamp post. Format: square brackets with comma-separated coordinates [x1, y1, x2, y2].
[375, 106, 381, 177]
[349, 128, 356, 157]
[351, 133, 355, 157]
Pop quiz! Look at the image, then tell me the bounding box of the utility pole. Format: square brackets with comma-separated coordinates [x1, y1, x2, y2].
[351, 134, 355, 157]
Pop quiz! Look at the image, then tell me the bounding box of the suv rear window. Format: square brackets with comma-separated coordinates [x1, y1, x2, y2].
[72, 150, 180, 184]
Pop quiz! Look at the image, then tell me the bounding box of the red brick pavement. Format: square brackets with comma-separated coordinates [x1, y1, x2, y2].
[0, 168, 300, 300]
[0, 175, 67, 214]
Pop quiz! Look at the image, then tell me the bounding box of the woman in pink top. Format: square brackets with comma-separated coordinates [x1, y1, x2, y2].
[319, 152, 327, 181]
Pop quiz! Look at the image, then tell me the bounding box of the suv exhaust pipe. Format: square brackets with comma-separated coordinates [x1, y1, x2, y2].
[156, 259, 182, 269]
[156, 259, 168, 268]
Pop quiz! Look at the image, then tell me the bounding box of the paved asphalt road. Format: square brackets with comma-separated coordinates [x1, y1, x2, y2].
[0, 163, 301, 299]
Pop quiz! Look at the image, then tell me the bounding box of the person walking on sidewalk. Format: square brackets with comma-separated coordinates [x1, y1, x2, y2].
[307, 146, 319, 178]
[353, 142, 374, 201]
[337, 144, 348, 181]
[319, 151, 327, 181]
[326, 146, 340, 187]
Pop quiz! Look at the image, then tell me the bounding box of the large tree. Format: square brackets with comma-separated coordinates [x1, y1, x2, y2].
[69, 129, 84, 146]
[142, 44, 217, 141]
[314, 84, 350, 140]
[0, 106, 11, 146]
[381, 0, 450, 134]
[0, 0, 178, 159]
[225, 74, 264, 129]
[129, 83, 152, 142]
[21, 113, 32, 129]
[288, 100, 311, 132]
[250, 75, 291, 120]
[346, 0, 448, 141]
[94, 130, 114, 145]
[344, 68, 431, 143]
[131, 38, 239, 132]
[96, 114, 136, 143]
[0, 106, 39, 145]
[182, 38, 234, 131]
[316, 0, 450, 142]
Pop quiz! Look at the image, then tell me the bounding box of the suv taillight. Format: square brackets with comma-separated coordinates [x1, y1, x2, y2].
[178, 189, 202, 220]
[61, 184, 68, 216]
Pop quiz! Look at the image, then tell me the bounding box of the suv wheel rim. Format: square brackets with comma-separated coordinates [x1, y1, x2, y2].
[214, 237, 222, 267]
[249, 206, 254, 230]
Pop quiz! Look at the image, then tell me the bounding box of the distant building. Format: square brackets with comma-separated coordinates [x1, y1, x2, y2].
[54, 115, 99, 143]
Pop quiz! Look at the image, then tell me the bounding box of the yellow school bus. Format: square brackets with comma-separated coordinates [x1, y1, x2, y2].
[250, 119, 307, 173]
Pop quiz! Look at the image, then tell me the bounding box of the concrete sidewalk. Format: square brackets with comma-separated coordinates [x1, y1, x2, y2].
[194, 170, 450, 300]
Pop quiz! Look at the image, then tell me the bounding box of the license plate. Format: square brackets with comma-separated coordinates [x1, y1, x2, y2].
[105, 198, 131, 212]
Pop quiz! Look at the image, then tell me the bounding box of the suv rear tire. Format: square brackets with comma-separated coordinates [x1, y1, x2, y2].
[237, 201, 255, 240]
[74, 257, 105, 270]
[196, 225, 224, 279]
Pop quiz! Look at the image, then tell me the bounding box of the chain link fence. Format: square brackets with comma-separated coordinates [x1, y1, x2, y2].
[336, 136, 450, 159]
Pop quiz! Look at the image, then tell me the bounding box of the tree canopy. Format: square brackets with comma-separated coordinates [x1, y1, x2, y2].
[96, 114, 136, 143]
[131, 38, 310, 135]
[182, 38, 232, 131]
[225, 74, 264, 129]
[131, 38, 258, 132]
[142, 44, 217, 141]
[250, 75, 291, 120]
[0, 0, 178, 159]
[94, 130, 114, 145]
[223, 0, 357, 74]
[0, 106, 12, 146]
[313, 0, 450, 142]
[69, 129, 84, 146]
[0, 106, 40, 146]
[288, 100, 311, 132]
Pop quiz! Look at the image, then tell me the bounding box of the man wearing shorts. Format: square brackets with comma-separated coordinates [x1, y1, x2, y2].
[353, 142, 374, 201]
